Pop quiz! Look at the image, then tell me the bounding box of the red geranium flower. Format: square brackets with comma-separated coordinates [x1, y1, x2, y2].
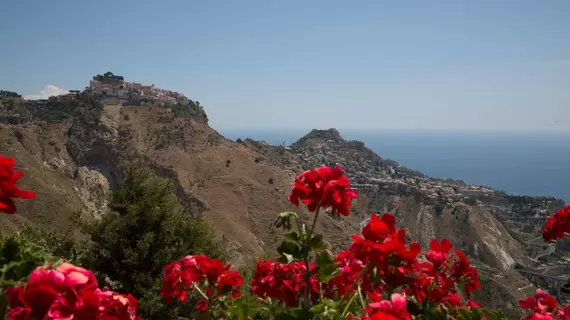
[0, 155, 36, 214]
[5, 262, 140, 320]
[542, 205, 570, 242]
[288, 165, 358, 216]
[426, 238, 453, 268]
[251, 259, 320, 307]
[519, 289, 570, 320]
[363, 293, 412, 320]
[160, 255, 243, 313]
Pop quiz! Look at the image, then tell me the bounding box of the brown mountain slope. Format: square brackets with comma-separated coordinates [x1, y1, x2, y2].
[0, 95, 557, 317]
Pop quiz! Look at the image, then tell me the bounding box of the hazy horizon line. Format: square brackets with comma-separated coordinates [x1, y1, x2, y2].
[218, 127, 570, 134]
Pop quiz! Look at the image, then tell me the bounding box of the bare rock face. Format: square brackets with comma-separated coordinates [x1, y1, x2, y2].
[415, 205, 437, 245]
[74, 166, 110, 217]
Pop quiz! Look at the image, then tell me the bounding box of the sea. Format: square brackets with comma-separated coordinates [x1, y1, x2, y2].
[219, 129, 570, 204]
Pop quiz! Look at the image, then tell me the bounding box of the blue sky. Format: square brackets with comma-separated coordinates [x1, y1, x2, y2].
[1, 0, 569, 131]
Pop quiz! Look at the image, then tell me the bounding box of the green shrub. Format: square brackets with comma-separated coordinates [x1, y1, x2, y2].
[0, 235, 54, 315]
[79, 162, 225, 319]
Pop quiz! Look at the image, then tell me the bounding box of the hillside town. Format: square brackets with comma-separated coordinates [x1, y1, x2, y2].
[285, 128, 496, 207]
[88, 72, 188, 105]
[247, 128, 561, 233]
[10, 72, 188, 106]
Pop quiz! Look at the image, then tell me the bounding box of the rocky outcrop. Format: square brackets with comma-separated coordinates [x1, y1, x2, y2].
[74, 166, 110, 217]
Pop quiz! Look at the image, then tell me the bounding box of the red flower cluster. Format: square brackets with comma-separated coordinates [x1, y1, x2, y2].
[325, 249, 367, 297]
[160, 255, 243, 313]
[542, 205, 570, 242]
[347, 213, 481, 308]
[288, 165, 358, 216]
[0, 155, 36, 214]
[519, 289, 570, 320]
[251, 259, 319, 307]
[248, 212, 483, 315]
[5, 262, 140, 320]
[363, 293, 411, 320]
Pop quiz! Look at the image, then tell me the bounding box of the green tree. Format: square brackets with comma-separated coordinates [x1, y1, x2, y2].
[81, 162, 225, 319]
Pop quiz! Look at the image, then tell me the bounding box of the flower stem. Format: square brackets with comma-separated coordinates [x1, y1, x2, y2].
[357, 285, 366, 309]
[341, 291, 358, 317]
[307, 206, 320, 242]
[193, 283, 209, 300]
[342, 262, 372, 302]
[294, 214, 303, 234]
[303, 206, 321, 308]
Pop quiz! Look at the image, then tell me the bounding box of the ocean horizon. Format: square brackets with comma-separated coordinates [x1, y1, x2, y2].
[219, 128, 570, 204]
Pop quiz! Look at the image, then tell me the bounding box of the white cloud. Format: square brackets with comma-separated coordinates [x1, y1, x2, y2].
[24, 85, 68, 100]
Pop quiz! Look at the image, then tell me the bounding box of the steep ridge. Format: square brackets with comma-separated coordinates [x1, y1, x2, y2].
[242, 128, 565, 267]
[0, 91, 567, 317]
[240, 128, 569, 315]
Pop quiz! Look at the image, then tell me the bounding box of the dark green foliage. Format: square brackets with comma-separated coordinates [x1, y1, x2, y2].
[0, 90, 21, 98]
[93, 72, 124, 82]
[0, 236, 51, 289]
[434, 204, 444, 216]
[16, 222, 86, 264]
[168, 100, 208, 124]
[0, 235, 54, 315]
[0, 89, 102, 125]
[81, 162, 224, 319]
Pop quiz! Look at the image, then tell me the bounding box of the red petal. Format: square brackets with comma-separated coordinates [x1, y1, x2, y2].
[518, 296, 536, 309]
[441, 238, 453, 253]
[0, 156, 15, 166]
[16, 191, 36, 199]
[380, 213, 396, 230]
[429, 240, 440, 252]
[0, 198, 16, 214]
[409, 242, 422, 255]
[331, 166, 344, 178]
[11, 171, 23, 181]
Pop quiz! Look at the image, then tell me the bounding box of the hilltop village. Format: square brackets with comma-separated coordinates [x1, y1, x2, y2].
[88, 72, 188, 106]
[9, 72, 188, 107]
[252, 128, 500, 207]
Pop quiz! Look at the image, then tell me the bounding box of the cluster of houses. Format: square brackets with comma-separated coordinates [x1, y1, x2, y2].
[288, 137, 496, 207]
[48, 90, 82, 102]
[20, 74, 188, 106]
[88, 78, 187, 105]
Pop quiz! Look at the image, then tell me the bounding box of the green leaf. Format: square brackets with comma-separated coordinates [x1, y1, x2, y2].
[315, 251, 338, 283]
[457, 308, 473, 320]
[309, 234, 327, 251]
[279, 252, 295, 264]
[285, 231, 301, 243]
[277, 239, 303, 262]
[481, 308, 508, 320]
[275, 307, 313, 320]
[310, 299, 342, 319]
[406, 297, 423, 316]
[310, 304, 325, 314]
[274, 211, 299, 231]
[229, 298, 260, 320]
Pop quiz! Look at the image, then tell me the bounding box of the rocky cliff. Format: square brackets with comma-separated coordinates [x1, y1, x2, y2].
[0, 95, 567, 318]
